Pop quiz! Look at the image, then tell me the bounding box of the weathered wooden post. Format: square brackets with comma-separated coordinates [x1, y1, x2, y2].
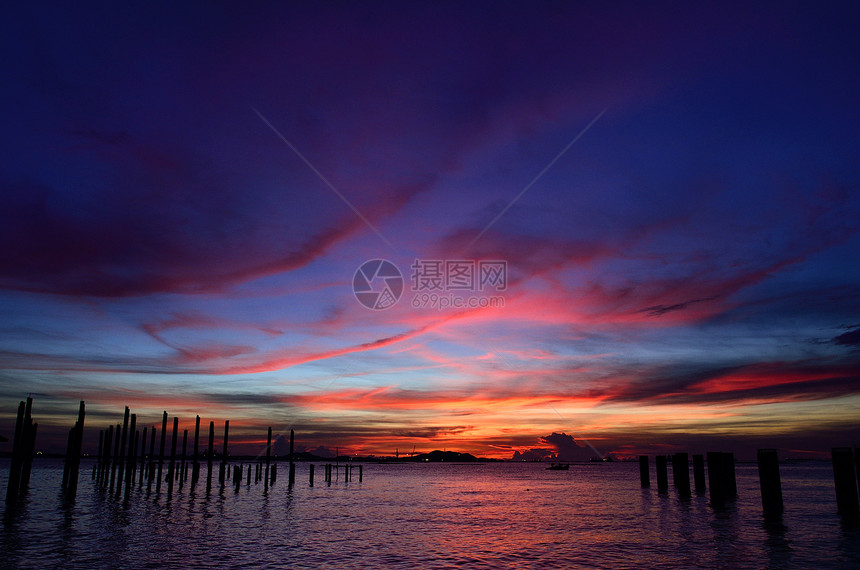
[138, 426, 147, 486]
[123, 413, 137, 497]
[672, 453, 691, 497]
[219, 421, 229, 487]
[639, 455, 650, 488]
[157, 411, 168, 493]
[757, 449, 783, 516]
[832, 447, 859, 516]
[234, 465, 242, 492]
[246, 463, 251, 486]
[359, 465, 363, 482]
[192, 415, 201, 488]
[707, 452, 736, 506]
[146, 426, 157, 492]
[265, 427, 272, 490]
[5, 401, 25, 504]
[309, 464, 315, 486]
[693, 454, 706, 495]
[62, 401, 86, 502]
[656, 455, 668, 492]
[20, 397, 37, 490]
[109, 423, 121, 492]
[115, 407, 130, 497]
[167, 417, 178, 497]
[206, 421, 214, 493]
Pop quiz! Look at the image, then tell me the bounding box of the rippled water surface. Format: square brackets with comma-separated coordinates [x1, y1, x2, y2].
[2, 459, 859, 568]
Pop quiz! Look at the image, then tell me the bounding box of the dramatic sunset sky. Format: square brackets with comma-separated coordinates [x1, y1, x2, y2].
[1, 2, 858, 460]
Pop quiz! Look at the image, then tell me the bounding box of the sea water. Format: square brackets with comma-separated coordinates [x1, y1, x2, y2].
[2, 459, 859, 568]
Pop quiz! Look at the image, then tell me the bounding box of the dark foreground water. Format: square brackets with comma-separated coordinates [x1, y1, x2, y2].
[2, 459, 859, 568]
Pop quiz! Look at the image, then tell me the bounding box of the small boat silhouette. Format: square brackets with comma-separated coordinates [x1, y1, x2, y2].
[546, 463, 569, 470]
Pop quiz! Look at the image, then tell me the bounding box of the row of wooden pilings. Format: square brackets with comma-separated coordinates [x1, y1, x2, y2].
[308, 463, 363, 486]
[639, 448, 860, 517]
[92, 406, 301, 501]
[6, 398, 369, 505]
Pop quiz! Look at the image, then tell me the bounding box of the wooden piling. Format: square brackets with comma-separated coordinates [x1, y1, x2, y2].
[109, 423, 121, 492]
[115, 407, 130, 497]
[271, 463, 277, 484]
[139, 426, 147, 486]
[192, 415, 201, 488]
[672, 453, 691, 497]
[167, 417, 178, 497]
[20, 397, 36, 490]
[656, 455, 668, 491]
[219, 421, 229, 487]
[309, 464, 315, 486]
[5, 401, 25, 504]
[707, 451, 737, 506]
[246, 463, 251, 486]
[157, 411, 168, 493]
[62, 401, 86, 501]
[206, 421, 214, 493]
[359, 465, 363, 483]
[265, 427, 272, 490]
[832, 447, 859, 516]
[639, 455, 650, 488]
[757, 449, 783, 516]
[146, 426, 157, 492]
[693, 454, 706, 494]
[234, 465, 242, 492]
[123, 413, 137, 497]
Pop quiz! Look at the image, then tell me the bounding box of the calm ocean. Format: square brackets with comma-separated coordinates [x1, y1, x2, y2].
[2, 459, 859, 568]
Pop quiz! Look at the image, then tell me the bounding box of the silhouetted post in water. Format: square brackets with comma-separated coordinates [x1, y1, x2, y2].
[146, 427, 157, 492]
[246, 463, 251, 486]
[639, 456, 650, 488]
[62, 401, 86, 502]
[167, 417, 178, 497]
[265, 427, 272, 490]
[693, 454, 706, 494]
[757, 449, 783, 516]
[309, 464, 315, 486]
[831, 447, 859, 515]
[126, 429, 139, 500]
[707, 452, 736, 506]
[109, 423, 121, 492]
[192, 415, 201, 488]
[672, 453, 691, 498]
[122, 413, 136, 497]
[271, 463, 277, 484]
[234, 465, 242, 492]
[115, 407, 130, 497]
[219, 421, 229, 488]
[5, 401, 25, 504]
[20, 397, 37, 490]
[359, 465, 363, 482]
[157, 411, 167, 493]
[180, 429, 188, 488]
[656, 455, 668, 491]
[288, 429, 295, 486]
[206, 421, 214, 493]
[139, 427, 147, 486]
